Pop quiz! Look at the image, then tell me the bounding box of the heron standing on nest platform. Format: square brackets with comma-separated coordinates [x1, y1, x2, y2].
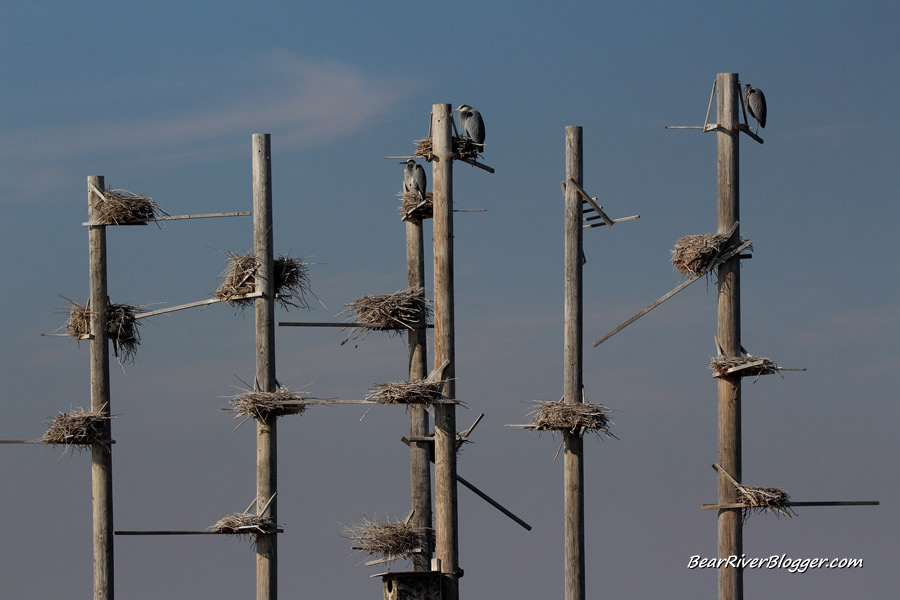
[454, 104, 485, 151]
[743, 84, 767, 133]
[401, 159, 427, 200]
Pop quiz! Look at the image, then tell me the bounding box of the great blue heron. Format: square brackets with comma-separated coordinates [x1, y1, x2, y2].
[743, 84, 767, 133]
[454, 104, 485, 149]
[400, 158, 426, 200]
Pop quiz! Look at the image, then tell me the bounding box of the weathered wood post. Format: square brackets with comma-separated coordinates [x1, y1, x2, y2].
[407, 210, 433, 571]
[88, 175, 114, 600]
[563, 127, 585, 600]
[253, 133, 277, 600]
[715, 73, 742, 600]
[432, 103, 460, 599]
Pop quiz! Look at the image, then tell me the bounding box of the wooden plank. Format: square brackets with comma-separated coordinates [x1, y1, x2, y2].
[568, 179, 613, 227]
[278, 321, 434, 329]
[253, 133, 277, 600]
[88, 175, 114, 600]
[133, 294, 262, 320]
[583, 215, 641, 229]
[564, 126, 586, 600]
[432, 103, 459, 600]
[715, 72, 742, 600]
[455, 156, 495, 173]
[115, 529, 285, 535]
[81, 211, 250, 226]
[592, 238, 750, 347]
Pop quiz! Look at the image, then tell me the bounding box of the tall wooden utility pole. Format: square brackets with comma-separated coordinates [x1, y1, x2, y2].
[88, 175, 114, 600]
[432, 103, 460, 600]
[563, 127, 585, 600]
[253, 133, 277, 600]
[715, 73, 742, 600]
[407, 205, 433, 571]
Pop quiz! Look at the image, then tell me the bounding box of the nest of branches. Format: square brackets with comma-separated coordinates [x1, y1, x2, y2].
[229, 389, 308, 423]
[710, 354, 781, 378]
[343, 518, 428, 561]
[399, 191, 433, 221]
[210, 513, 277, 536]
[339, 287, 431, 342]
[42, 408, 111, 447]
[366, 380, 445, 405]
[453, 136, 482, 160]
[214, 252, 312, 309]
[529, 401, 614, 436]
[92, 188, 168, 225]
[736, 485, 795, 521]
[64, 302, 141, 362]
[672, 233, 738, 276]
[413, 136, 481, 161]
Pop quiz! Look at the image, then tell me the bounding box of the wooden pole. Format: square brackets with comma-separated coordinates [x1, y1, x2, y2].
[563, 127, 585, 600]
[432, 103, 460, 599]
[715, 73, 742, 600]
[88, 175, 114, 600]
[407, 213, 433, 571]
[253, 133, 277, 600]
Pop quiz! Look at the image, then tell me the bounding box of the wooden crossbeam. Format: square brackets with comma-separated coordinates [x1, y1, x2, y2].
[82, 211, 250, 227]
[701, 501, 879, 510]
[278, 321, 434, 329]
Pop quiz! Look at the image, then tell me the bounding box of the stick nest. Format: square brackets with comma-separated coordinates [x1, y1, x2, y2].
[229, 389, 308, 422]
[735, 484, 795, 521]
[64, 302, 141, 362]
[413, 137, 481, 161]
[710, 354, 782, 378]
[398, 191, 433, 221]
[339, 287, 431, 342]
[42, 408, 111, 447]
[92, 188, 168, 225]
[343, 518, 429, 561]
[529, 401, 614, 436]
[366, 380, 446, 405]
[210, 513, 277, 536]
[672, 233, 741, 276]
[214, 252, 312, 309]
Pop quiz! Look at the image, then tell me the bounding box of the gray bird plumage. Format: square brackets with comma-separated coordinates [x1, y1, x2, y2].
[743, 84, 767, 131]
[455, 104, 485, 148]
[401, 159, 426, 200]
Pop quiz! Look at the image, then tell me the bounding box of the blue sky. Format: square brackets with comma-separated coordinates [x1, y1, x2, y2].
[1, 2, 897, 598]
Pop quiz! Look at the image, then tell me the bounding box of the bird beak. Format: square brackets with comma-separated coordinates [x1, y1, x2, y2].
[452, 108, 460, 113]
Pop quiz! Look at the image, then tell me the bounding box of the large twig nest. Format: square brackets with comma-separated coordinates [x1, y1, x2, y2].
[736, 485, 795, 521]
[710, 354, 782, 378]
[672, 233, 740, 276]
[453, 136, 482, 160]
[343, 517, 429, 561]
[398, 191, 433, 221]
[42, 408, 111, 447]
[92, 188, 168, 225]
[210, 513, 277, 536]
[339, 287, 431, 343]
[366, 380, 446, 405]
[413, 138, 434, 161]
[228, 389, 308, 424]
[529, 401, 614, 436]
[64, 301, 141, 362]
[214, 252, 312, 309]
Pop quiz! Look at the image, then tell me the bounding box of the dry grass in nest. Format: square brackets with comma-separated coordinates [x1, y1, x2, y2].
[92, 188, 168, 225]
[339, 287, 431, 343]
[398, 191, 433, 221]
[229, 389, 308, 427]
[710, 354, 781, 378]
[413, 138, 434, 161]
[366, 380, 445, 405]
[736, 485, 795, 521]
[64, 302, 141, 362]
[210, 513, 277, 536]
[42, 408, 111, 447]
[453, 136, 482, 160]
[672, 233, 739, 276]
[214, 252, 312, 309]
[529, 401, 614, 436]
[343, 518, 429, 561]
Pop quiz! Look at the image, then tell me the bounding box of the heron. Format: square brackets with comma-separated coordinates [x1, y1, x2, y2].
[453, 104, 485, 150]
[400, 159, 426, 200]
[743, 84, 766, 133]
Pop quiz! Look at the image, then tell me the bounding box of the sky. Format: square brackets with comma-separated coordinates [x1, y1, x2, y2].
[1, 1, 897, 598]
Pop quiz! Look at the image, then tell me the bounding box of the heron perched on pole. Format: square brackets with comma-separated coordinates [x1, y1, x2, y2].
[743, 84, 767, 133]
[454, 104, 485, 151]
[401, 158, 427, 200]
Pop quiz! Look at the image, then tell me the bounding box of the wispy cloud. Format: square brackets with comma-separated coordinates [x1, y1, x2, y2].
[0, 50, 414, 202]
